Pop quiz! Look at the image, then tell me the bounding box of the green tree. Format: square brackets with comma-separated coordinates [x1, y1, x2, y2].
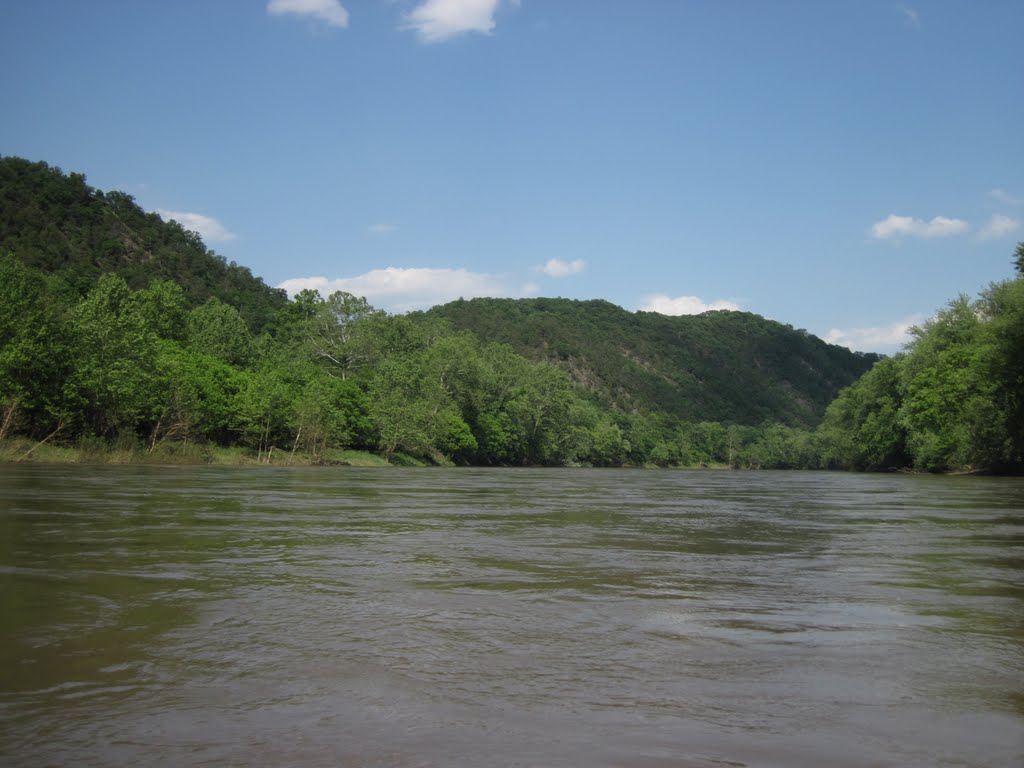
[505, 363, 579, 465]
[973, 275, 1024, 468]
[302, 291, 385, 379]
[290, 371, 372, 460]
[136, 279, 189, 341]
[898, 296, 988, 471]
[64, 273, 164, 437]
[368, 355, 450, 459]
[150, 342, 244, 448]
[819, 356, 909, 471]
[187, 297, 255, 367]
[0, 254, 70, 438]
[587, 419, 629, 467]
[236, 365, 295, 460]
[686, 421, 729, 464]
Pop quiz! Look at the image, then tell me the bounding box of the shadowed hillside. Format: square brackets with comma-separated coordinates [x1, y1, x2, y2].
[424, 297, 881, 427]
[0, 156, 286, 332]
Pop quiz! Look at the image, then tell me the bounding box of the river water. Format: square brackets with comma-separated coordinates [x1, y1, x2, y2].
[0, 465, 1021, 767]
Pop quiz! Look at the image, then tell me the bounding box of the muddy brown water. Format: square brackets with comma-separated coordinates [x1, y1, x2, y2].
[1, 465, 1021, 767]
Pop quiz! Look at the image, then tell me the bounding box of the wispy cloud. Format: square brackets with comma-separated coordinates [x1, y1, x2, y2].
[870, 214, 968, 240]
[402, 0, 501, 43]
[639, 294, 740, 316]
[156, 210, 236, 242]
[368, 223, 398, 235]
[538, 258, 585, 277]
[978, 214, 1020, 241]
[897, 4, 920, 28]
[990, 188, 1024, 206]
[267, 0, 349, 29]
[278, 266, 524, 312]
[825, 315, 923, 353]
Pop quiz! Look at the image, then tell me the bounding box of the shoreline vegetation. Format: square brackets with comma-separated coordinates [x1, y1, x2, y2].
[2, 158, 1023, 475]
[0, 436, 741, 470]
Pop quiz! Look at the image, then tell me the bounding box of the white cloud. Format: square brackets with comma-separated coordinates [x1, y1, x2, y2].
[978, 214, 1020, 240]
[870, 214, 969, 240]
[368, 223, 398, 235]
[402, 0, 501, 43]
[267, 0, 349, 28]
[825, 315, 924, 353]
[538, 258, 585, 277]
[639, 294, 740, 316]
[990, 188, 1024, 206]
[155, 210, 236, 242]
[277, 266, 522, 312]
[898, 4, 920, 28]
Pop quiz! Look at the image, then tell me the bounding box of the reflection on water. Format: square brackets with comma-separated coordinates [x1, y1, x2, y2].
[0, 466, 1022, 767]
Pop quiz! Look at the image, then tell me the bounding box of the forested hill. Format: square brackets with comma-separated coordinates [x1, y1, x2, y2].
[0, 156, 286, 332]
[424, 298, 881, 427]
[3, 155, 1019, 471]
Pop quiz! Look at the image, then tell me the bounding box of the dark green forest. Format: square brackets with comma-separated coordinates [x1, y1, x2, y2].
[1, 157, 1022, 472]
[424, 298, 880, 426]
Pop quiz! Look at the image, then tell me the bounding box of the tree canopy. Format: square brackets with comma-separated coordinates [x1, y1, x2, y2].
[1, 157, 1020, 473]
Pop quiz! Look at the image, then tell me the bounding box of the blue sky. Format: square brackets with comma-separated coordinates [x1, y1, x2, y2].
[2, 0, 1022, 352]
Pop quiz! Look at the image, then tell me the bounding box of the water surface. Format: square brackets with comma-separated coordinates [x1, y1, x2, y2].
[1, 466, 1022, 767]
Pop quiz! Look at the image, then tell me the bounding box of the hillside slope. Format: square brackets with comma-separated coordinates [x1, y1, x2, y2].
[1, 156, 879, 430]
[0, 156, 286, 332]
[424, 297, 881, 427]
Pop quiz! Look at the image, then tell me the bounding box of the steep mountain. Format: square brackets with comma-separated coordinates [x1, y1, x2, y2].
[0, 156, 286, 332]
[424, 297, 881, 427]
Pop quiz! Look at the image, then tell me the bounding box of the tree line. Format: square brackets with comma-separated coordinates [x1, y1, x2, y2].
[1, 157, 1021, 471]
[0, 254, 672, 465]
[3, 244, 1021, 472]
[816, 245, 1024, 473]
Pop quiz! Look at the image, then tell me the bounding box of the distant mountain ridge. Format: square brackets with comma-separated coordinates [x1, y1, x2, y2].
[424, 297, 881, 427]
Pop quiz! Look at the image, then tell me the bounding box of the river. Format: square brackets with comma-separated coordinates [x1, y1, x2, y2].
[0, 465, 1021, 767]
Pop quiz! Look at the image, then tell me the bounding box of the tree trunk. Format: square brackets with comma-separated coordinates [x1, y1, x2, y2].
[17, 422, 64, 462]
[0, 400, 18, 442]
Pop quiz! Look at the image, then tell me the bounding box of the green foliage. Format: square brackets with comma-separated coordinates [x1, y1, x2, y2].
[291, 372, 370, 459]
[0, 253, 71, 436]
[424, 297, 879, 427]
[817, 255, 1024, 473]
[368, 355, 446, 458]
[64, 273, 164, 436]
[235, 365, 295, 456]
[137, 279, 189, 341]
[819, 357, 909, 471]
[187, 298, 255, 367]
[436, 414, 479, 463]
[0, 156, 287, 332]
[977, 276, 1024, 467]
[153, 342, 244, 446]
[294, 290, 386, 379]
[4, 157, 1018, 473]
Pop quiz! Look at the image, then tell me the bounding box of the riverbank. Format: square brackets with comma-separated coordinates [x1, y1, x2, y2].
[0, 437, 738, 469]
[0, 437, 411, 468]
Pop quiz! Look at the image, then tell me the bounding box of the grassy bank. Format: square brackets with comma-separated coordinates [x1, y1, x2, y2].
[0, 437, 409, 467]
[0, 437, 738, 470]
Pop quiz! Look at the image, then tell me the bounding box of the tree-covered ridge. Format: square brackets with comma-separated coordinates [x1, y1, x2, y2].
[0, 156, 286, 332]
[423, 297, 881, 427]
[2, 156, 1020, 472]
